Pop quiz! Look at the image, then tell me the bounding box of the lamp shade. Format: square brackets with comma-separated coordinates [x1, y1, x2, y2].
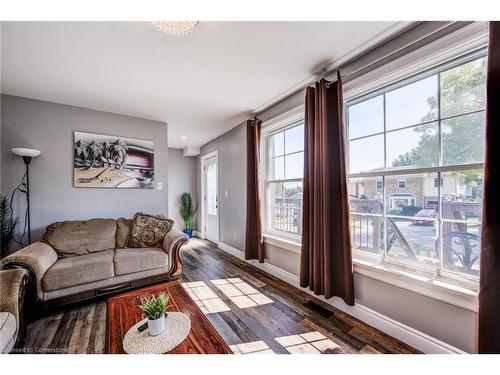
[11, 148, 41, 157]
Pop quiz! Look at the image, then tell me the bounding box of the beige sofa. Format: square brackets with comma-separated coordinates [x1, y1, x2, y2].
[0, 218, 188, 311]
[0, 268, 29, 353]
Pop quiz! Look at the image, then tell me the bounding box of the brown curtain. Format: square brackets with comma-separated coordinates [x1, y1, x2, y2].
[478, 21, 500, 354]
[300, 73, 354, 305]
[245, 117, 264, 262]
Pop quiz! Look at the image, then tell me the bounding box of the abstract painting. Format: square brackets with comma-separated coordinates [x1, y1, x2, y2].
[73, 131, 154, 188]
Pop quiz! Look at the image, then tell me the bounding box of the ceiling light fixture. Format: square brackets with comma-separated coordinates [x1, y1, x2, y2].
[181, 136, 188, 140]
[150, 21, 199, 36]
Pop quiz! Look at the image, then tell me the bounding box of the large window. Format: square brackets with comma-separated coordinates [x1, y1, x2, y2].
[347, 53, 486, 282]
[264, 121, 305, 241]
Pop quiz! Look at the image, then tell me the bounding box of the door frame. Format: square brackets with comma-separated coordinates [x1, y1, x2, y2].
[200, 150, 219, 242]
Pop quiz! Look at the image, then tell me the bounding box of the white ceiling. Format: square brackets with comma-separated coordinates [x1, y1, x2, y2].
[1, 21, 409, 148]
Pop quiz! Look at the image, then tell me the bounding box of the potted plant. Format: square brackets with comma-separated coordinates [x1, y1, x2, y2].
[179, 192, 197, 238]
[139, 292, 170, 336]
[1, 195, 17, 259]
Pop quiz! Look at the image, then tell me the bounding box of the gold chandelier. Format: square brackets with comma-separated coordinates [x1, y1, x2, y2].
[150, 21, 199, 36]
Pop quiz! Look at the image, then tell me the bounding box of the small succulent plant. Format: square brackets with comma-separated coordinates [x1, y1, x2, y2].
[139, 292, 170, 320]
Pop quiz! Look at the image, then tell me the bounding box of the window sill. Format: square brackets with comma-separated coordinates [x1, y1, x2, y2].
[353, 258, 478, 312]
[263, 234, 301, 254]
[263, 235, 478, 312]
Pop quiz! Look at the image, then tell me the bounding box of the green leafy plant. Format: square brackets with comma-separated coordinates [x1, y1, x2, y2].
[1, 195, 17, 257]
[179, 192, 197, 231]
[139, 292, 170, 320]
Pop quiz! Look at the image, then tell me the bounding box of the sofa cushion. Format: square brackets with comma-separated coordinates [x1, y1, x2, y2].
[126, 213, 173, 248]
[42, 218, 117, 258]
[0, 312, 17, 353]
[116, 218, 132, 248]
[114, 248, 168, 276]
[41, 250, 115, 291]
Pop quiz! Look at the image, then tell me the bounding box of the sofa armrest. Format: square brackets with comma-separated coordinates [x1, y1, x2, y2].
[0, 268, 29, 347]
[163, 228, 189, 280]
[0, 242, 58, 300]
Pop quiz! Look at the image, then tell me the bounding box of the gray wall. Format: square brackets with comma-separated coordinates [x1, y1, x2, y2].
[194, 117, 477, 353]
[195, 122, 246, 251]
[168, 148, 196, 230]
[1, 95, 168, 242]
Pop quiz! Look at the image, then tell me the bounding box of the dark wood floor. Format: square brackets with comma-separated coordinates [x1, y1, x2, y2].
[20, 238, 419, 354]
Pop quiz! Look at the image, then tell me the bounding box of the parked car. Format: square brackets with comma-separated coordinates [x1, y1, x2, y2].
[411, 209, 438, 226]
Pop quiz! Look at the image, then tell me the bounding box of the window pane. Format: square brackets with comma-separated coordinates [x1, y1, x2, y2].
[285, 152, 304, 179]
[267, 182, 283, 205]
[349, 134, 384, 174]
[385, 75, 438, 130]
[349, 177, 384, 256]
[207, 163, 218, 216]
[442, 112, 485, 166]
[386, 217, 438, 265]
[350, 214, 384, 255]
[284, 124, 304, 154]
[348, 95, 384, 139]
[441, 221, 480, 276]
[269, 156, 284, 180]
[440, 169, 483, 220]
[386, 123, 439, 168]
[266, 182, 282, 232]
[440, 169, 482, 276]
[270, 132, 284, 157]
[349, 177, 384, 204]
[385, 174, 437, 215]
[441, 57, 487, 118]
[283, 181, 303, 236]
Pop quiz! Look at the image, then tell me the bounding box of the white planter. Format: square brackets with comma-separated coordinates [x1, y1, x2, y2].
[148, 314, 165, 336]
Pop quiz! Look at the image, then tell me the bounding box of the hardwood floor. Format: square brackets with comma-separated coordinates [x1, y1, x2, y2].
[20, 238, 420, 354]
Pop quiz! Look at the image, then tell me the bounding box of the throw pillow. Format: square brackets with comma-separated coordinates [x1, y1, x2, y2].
[126, 213, 173, 248]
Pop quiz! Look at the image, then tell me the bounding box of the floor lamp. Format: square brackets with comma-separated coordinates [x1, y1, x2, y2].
[11, 148, 41, 244]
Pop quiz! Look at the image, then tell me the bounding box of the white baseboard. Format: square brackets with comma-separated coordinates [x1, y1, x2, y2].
[216, 241, 465, 354]
[193, 231, 203, 239]
[217, 241, 244, 258]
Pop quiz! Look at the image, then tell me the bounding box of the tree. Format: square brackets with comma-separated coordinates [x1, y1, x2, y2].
[110, 139, 129, 168]
[392, 57, 486, 168]
[391, 57, 486, 191]
[85, 140, 104, 169]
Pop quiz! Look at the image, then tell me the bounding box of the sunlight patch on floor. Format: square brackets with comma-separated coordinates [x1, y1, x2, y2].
[229, 340, 274, 354]
[274, 331, 340, 354]
[211, 278, 273, 308]
[182, 281, 231, 314]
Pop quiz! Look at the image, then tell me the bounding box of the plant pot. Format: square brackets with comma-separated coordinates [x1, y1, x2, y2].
[148, 314, 166, 336]
[183, 229, 193, 238]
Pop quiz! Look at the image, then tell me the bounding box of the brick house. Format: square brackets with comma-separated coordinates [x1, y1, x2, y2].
[349, 173, 472, 211]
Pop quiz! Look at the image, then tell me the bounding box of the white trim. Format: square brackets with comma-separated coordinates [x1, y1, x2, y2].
[200, 150, 219, 242]
[344, 22, 488, 100]
[217, 241, 245, 258]
[261, 235, 478, 312]
[217, 241, 466, 353]
[193, 230, 203, 239]
[263, 234, 301, 254]
[354, 261, 478, 313]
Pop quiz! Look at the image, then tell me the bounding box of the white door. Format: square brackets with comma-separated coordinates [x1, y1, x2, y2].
[203, 155, 219, 243]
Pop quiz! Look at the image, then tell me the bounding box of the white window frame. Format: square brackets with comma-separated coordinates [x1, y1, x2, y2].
[346, 47, 487, 294]
[397, 179, 407, 189]
[260, 107, 305, 245]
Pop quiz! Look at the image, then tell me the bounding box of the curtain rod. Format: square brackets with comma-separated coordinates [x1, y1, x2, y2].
[254, 21, 473, 118]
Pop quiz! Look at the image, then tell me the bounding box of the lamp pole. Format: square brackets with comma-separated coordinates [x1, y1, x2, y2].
[11, 148, 41, 246]
[23, 156, 32, 244]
